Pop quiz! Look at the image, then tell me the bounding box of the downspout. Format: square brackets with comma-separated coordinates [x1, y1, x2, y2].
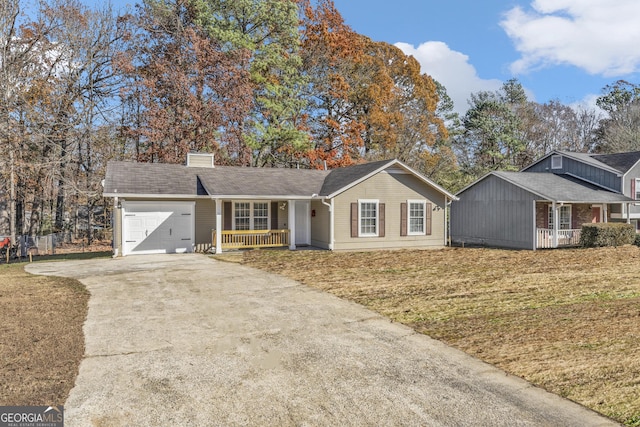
[321, 197, 334, 250]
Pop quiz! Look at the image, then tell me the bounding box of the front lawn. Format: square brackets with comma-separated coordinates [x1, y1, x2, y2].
[0, 262, 89, 406]
[241, 246, 640, 426]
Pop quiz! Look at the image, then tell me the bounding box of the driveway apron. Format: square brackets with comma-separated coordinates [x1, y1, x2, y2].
[26, 254, 617, 426]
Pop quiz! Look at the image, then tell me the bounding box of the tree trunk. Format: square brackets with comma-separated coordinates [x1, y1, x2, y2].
[54, 139, 67, 231]
[9, 149, 16, 244]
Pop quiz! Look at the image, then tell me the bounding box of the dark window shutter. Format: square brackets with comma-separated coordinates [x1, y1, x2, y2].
[632, 179, 637, 200]
[426, 203, 432, 235]
[224, 202, 232, 230]
[271, 202, 278, 230]
[351, 202, 358, 237]
[378, 203, 385, 237]
[400, 202, 407, 236]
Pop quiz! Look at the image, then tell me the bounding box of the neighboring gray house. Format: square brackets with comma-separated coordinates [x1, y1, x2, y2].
[103, 153, 457, 256]
[450, 150, 639, 250]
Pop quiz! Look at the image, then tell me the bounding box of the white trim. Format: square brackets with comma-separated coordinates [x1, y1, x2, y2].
[231, 200, 271, 231]
[294, 200, 311, 246]
[326, 159, 458, 200]
[407, 199, 427, 236]
[121, 201, 195, 256]
[358, 199, 379, 237]
[288, 200, 296, 250]
[215, 199, 222, 254]
[186, 152, 214, 167]
[105, 193, 319, 200]
[104, 193, 208, 199]
[548, 204, 571, 230]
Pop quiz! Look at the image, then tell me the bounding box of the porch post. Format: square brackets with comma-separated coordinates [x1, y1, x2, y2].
[552, 202, 559, 248]
[627, 203, 631, 224]
[288, 200, 296, 250]
[215, 198, 222, 254]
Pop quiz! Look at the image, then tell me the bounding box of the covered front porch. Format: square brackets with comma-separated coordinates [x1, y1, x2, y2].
[535, 201, 632, 249]
[210, 199, 314, 253]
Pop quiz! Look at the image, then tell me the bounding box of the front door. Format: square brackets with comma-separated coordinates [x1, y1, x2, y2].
[295, 201, 311, 246]
[591, 206, 601, 223]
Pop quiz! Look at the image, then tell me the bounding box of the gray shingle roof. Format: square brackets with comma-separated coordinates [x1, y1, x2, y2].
[104, 162, 203, 196]
[198, 166, 329, 197]
[104, 161, 329, 197]
[319, 159, 394, 196]
[494, 171, 633, 203]
[104, 158, 457, 200]
[590, 151, 640, 173]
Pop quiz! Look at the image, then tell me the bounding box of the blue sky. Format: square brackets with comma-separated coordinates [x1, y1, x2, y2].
[98, 0, 640, 114]
[332, 0, 640, 114]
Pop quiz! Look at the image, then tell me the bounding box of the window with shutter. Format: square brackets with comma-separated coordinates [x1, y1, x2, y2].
[400, 203, 407, 236]
[359, 200, 378, 236]
[407, 200, 426, 235]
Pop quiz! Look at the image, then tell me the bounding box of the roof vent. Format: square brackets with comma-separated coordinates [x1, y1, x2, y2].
[187, 152, 215, 168]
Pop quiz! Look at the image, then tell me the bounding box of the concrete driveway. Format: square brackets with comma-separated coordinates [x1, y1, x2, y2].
[26, 254, 617, 426]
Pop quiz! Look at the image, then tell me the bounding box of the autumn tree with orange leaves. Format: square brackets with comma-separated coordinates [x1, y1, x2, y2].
[298, 0, 453, 175]
[116, 0, 254, 165]
[298, 0, 368, 168]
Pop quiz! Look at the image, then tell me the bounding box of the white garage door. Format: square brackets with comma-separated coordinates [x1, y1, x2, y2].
[122, 201, 195, 256]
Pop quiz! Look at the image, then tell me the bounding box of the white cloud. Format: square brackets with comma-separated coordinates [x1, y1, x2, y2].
[501, 0, 640, 76]
[395, 41, 503, 115]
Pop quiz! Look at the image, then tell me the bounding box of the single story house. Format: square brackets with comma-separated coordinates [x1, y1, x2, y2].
[103, 153, 458, 256]
[450, 150, 639, 250]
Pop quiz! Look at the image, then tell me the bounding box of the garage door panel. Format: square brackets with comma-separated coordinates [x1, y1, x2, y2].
[122, 202, 194, 255]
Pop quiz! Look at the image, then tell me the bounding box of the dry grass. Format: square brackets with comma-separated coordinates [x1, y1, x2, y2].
[0, 262, 89, 406]
[241, 246, 640, 426]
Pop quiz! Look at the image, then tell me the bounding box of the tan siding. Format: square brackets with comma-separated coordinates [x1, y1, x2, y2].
[310, 200, 330, 248]
[277, 202, 289, 230]
[332, 171, 447, 250]
[195, 199, 215, 252]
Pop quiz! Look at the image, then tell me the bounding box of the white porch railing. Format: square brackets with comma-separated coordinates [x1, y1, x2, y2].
[536, 228, 582, 249]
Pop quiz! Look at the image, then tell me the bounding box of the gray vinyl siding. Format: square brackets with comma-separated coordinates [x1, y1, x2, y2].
[451, 175, 536, 250]
[310, 200, 330, 249]
[525, 156, 621, 192]
[332, 170, 447, 251]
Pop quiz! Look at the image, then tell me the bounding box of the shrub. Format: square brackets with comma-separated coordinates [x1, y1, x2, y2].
[580, 223, 636, 248]
[634, 233, 640, 247]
